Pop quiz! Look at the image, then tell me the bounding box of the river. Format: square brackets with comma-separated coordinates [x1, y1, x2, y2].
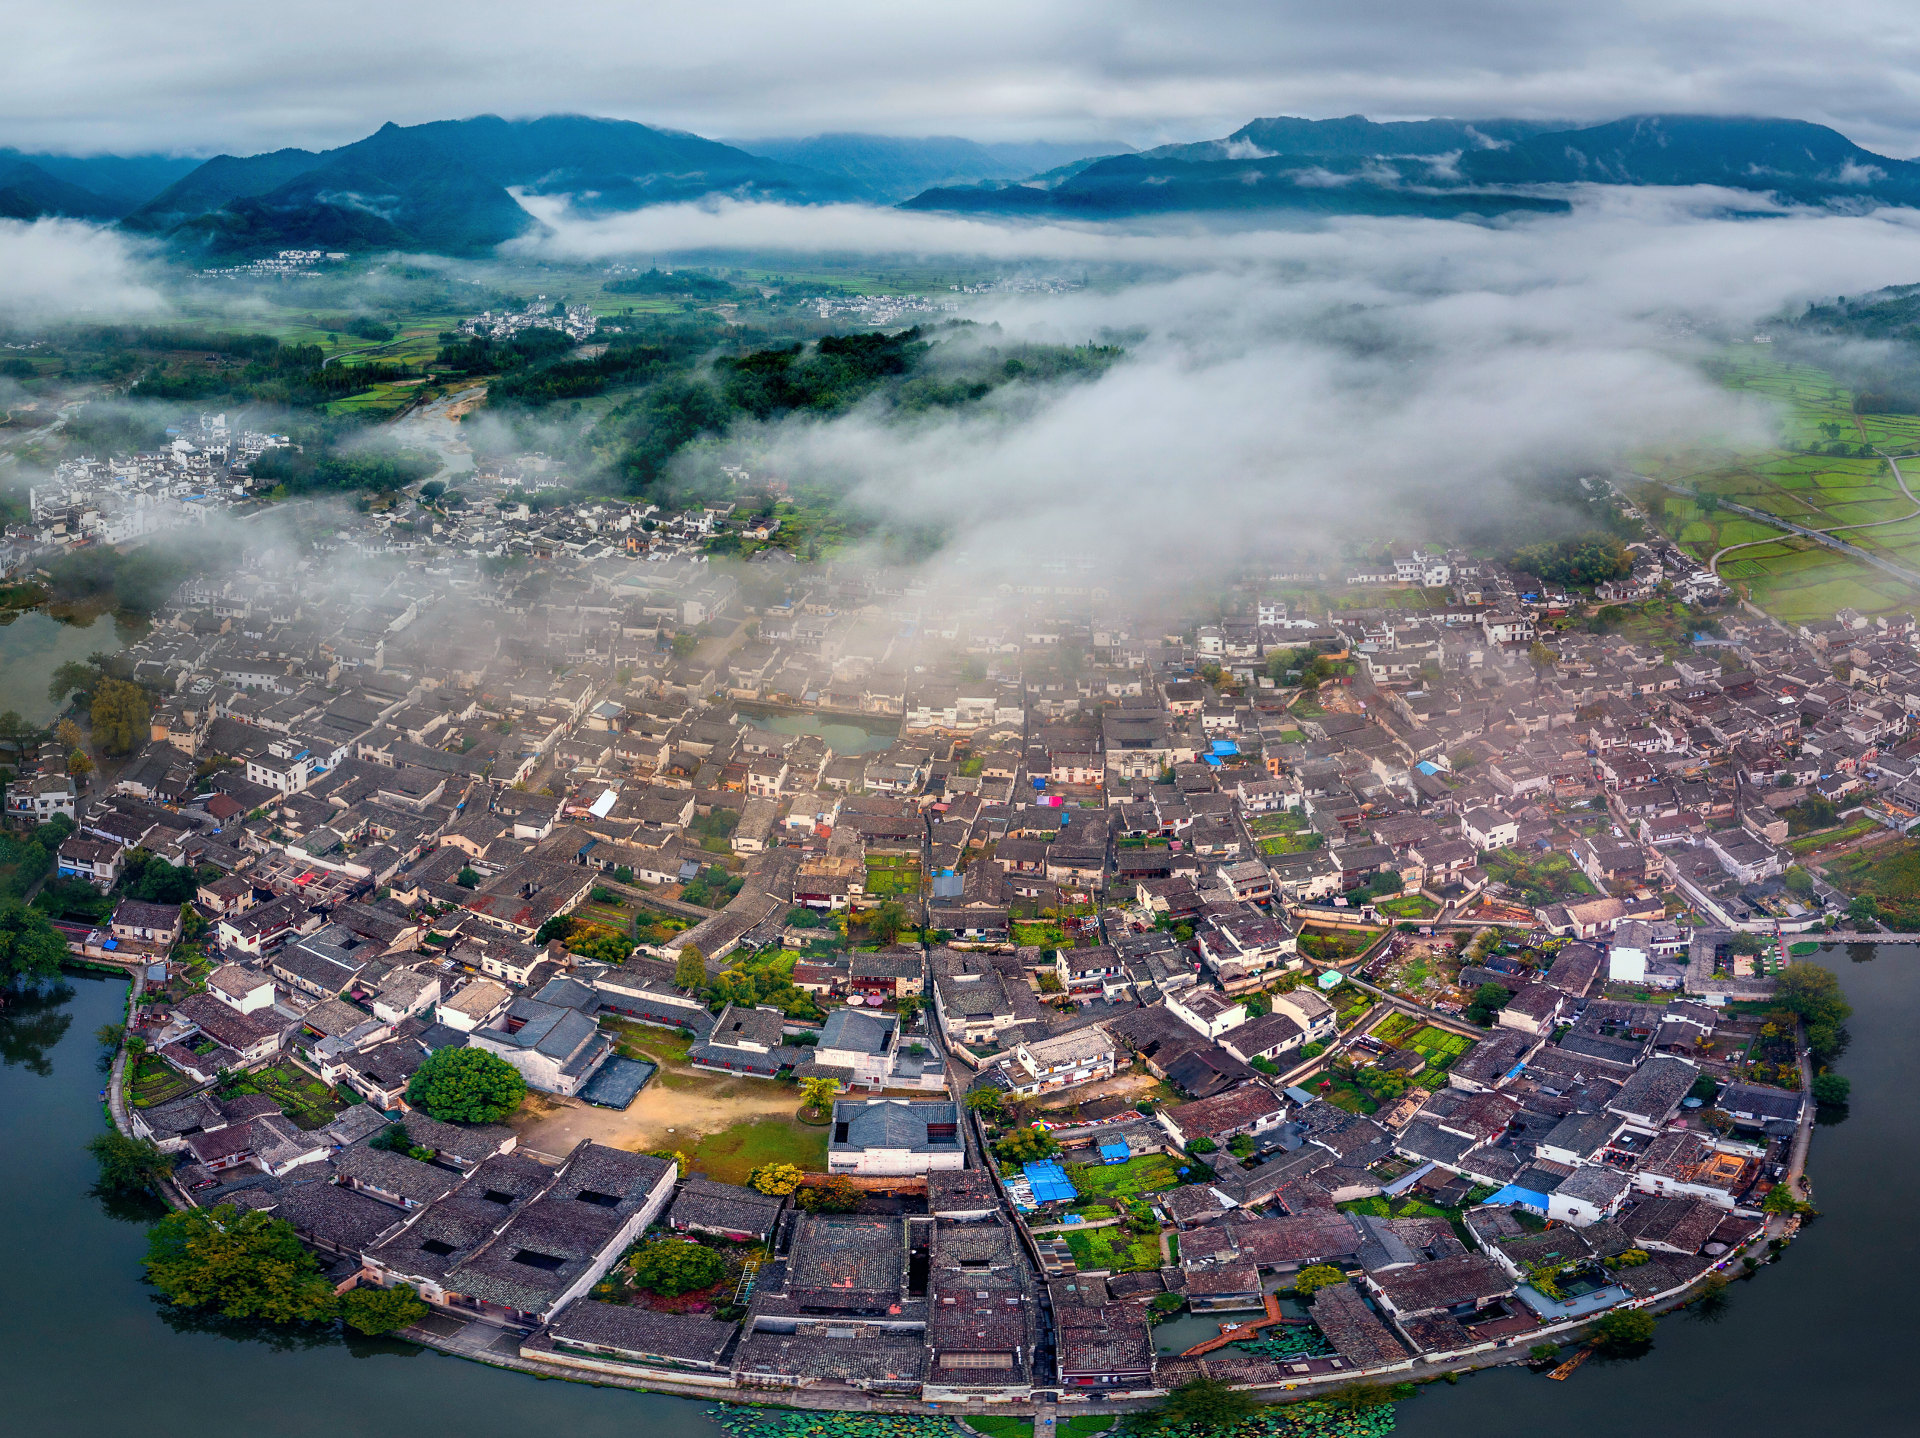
[0, 952, 1903, 1436]
[0, 608, 141, 726]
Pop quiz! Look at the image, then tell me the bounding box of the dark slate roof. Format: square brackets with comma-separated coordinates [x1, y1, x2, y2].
[398, 1110, 515, 1165]
[670, 1176, 784, 1239]
[927, 1168, 1000, 1214]
[1607, 1055, 1698, 1124]
[442, 1145, 673, 1316]
[1310, 1282, 1412, 1366]
[831, 1099, 962, 1155]
[334, 1142, 461, 1206]
[545, 1299, 737, 1364]
[1372, 1253, 1512, 1313]
[786, 1214, 905, 1309]
[274, 1180, 410, 1251]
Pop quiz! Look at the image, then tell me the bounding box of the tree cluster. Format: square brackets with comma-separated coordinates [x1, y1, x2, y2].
[1509, 532, 1634, 587]
[404, 1046, 527, 1123]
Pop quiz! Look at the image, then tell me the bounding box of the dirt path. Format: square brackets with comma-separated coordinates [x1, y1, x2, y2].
[509, 1070, 802, 1160]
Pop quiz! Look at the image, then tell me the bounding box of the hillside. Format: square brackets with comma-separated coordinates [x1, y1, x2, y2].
[124, 114, 858, 254]
[904, 113, 1920, 218]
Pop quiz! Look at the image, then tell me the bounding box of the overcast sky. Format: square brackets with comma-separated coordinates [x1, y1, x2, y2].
[16, 0, 1920, 157]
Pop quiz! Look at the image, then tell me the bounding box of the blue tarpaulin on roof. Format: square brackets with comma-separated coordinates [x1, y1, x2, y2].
[1416, 761, 1441, 775]
[1202, 754, 1223, 766]
[1024, 1160, 1075, 1203]
[1484, 1183, 1552, 1212]
[1099, 1141, 1131, 1164]
[1211, 739, 1240, 756]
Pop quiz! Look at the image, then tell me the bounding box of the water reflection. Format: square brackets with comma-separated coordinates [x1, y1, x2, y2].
[0, 982, 75, 1074]
[1844, 943, 1876, 964]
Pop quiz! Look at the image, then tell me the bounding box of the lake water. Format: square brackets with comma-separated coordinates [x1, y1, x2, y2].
[1395, 944, 1909, 1435]
[739, 708, 899, 754]
[0, 608, 138, 725]
[0, 974, 725, 1438]
[1, 950, 1904, 1436]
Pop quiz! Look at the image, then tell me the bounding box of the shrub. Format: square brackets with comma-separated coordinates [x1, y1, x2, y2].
[1292, 1263, 1345, 1298]
[340, 1284, 428, 1335]
[630, 1239, 726, 1296]
[1589, 1307, 1655, 1353]
[1811, 1073, 1851, 1106]
[748, 1162, 803, 1195]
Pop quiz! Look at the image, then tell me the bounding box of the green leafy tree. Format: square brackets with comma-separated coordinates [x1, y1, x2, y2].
[1588, 1307, 1656, 1354]
[630, 1239, 727, 1296]
[90, 677, 149, 756]
[405, 1046, 527, 1123]
[1775, 960, 1853, 1061]
[1185, 1136, 1218, 1156]
[994, 1123, 1059, 1165]
[1509, 533, 1633, 588]
[1467, 982, 1512, 1026]
[0, 899, 66, 983]
[48, 659, 99, 706]
[455, 866, 479, 888]
[674, 943, 708, 991]
[1811, 1073, 1851, 1106]
[87, 1131, 173, 1193]
[868, 900, 910, 945]
[1292, 1264, 1346, 1298]
[799, 1075, 841, 1115]
[965, 1087, 1006, 1117]
[1762, 1184, 1814, 1216]
[145, 1204, 339, 1323]
[747, 1162, 803, 1196]
[339, 1284, 428, 1335]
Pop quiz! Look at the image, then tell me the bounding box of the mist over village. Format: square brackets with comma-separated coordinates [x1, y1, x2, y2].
[8, 6, 1920, 1438]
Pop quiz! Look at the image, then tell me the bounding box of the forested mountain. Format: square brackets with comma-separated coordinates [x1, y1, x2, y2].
[903, 113, 1920, 219]
[121, 114, 860, 253]
[8, 110, 1920, 248]
[0, 149, 199, 218]
[727, 133, 1124, 202]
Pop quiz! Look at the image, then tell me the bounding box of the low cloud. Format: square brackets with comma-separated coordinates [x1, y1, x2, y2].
[0, 219, 167, 321]
[583, 188, 1920, 584]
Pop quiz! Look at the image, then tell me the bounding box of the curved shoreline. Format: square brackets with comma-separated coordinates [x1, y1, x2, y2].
[93, 964, 1791, 1417]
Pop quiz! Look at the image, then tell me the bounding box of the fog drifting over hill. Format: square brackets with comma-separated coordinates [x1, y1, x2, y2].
[521, 188, 1920, 576]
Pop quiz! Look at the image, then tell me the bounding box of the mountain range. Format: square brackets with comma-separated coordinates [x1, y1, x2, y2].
[905, 114, 1920, 219]
[6, 111, 1920, 255]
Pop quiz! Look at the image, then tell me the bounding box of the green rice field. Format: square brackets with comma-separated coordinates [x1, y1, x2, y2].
[1636, 349, 1920, 622]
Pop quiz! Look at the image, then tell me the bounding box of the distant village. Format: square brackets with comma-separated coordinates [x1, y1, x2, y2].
[3, 455, 1879, 1408]
[16, 412, 288, 551]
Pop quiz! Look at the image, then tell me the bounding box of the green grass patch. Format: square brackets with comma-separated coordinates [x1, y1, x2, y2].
[1063, 1224, 1163, 1273]
[1065, 1152, 1185, 1199]
[1057, 1419, 1114, 1438]
[1375, 894, 1440, 920]
[684, 1117, 829, 1185]
[1823, 837, 1920, 928]
[1013, 921, 1068, 947]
